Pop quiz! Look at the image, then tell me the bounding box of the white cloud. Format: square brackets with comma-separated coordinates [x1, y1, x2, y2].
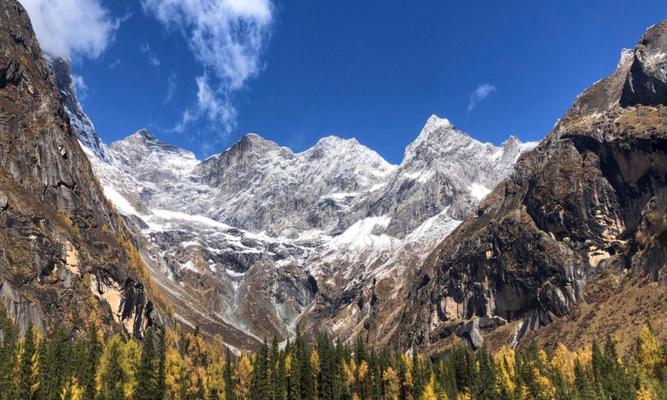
[140, 42, 161, 68]
[164, 73, 178, 104]
[142, 0, 274, 139]
[20, 0, 119, 60]
[109, 59, 121, 69]
[467, 83, 496, 112]
[72, 74, 88, 99]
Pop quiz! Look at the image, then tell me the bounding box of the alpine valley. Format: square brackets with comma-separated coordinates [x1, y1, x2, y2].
[1, 0, 666, 361]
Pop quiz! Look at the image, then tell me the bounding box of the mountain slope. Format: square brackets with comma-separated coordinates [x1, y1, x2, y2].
[0, 0, 156, 337]
[394, 22, 667, 354]
[49, 50, 535, 348]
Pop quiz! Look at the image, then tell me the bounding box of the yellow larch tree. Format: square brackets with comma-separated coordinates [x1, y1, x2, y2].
[455, 389, 472, 400]
[235, 352, 253, 400]
[637, 323, 663, 377]
[533, 367, 556, 400]
[635, 384, 656, 400]
[164, 346, 185, 400]
[341, 358, 357, 387]
[60, 376, 84, 400]
[358, 360, 369, 383]
[122, 339, 141, 398]
[382, 366, 400, 400]
[550, 343, 576, 384]
[494, 346, 516, 394]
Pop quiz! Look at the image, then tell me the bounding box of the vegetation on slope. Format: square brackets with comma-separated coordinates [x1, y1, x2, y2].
[0, 308, 665, 400]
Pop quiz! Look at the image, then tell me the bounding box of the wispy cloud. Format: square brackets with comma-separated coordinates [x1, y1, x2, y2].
[108, 58, 121, 70]
[140, 42, 161, 68]
[141, 0, 274, 144]
[164, 73, 178, 104]
[72, 74, 88, 99]
[467, 83, 496, 112]
[20, 0, 122, 60]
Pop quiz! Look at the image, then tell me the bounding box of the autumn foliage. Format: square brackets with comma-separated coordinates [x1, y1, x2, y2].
[0, 308, 665, 400]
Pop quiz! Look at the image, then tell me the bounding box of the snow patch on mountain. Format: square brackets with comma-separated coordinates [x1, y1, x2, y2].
[330, 215, 397, 251]
[469, 183, 492, 200]
[102, 185, 138, 216]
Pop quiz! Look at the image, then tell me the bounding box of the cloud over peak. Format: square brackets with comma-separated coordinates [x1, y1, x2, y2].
[20, 0, 119, 60]
[468, 83, 496, 112]
[141, 0, 274, 140]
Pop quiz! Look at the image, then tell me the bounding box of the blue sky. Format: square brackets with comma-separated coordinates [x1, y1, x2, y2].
[22, 0, 667, 163]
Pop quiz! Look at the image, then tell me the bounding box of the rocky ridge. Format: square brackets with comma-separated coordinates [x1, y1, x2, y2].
[392, 22, 667, 353]
[0, 1, 157, 338]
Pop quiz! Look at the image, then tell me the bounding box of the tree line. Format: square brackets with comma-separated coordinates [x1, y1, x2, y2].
[0, 309, 665, 400]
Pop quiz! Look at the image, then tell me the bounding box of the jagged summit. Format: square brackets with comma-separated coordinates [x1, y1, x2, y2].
[314, 135, 358, 145]
[620, 20, 667, 107]
[423, 114, 454, 131]
[112, 129, 196, 160]
[44, 39, 536, 348]
[130, 128, 158, 141]
[235, 132, 283, 150]
[404, 114, 480, 162]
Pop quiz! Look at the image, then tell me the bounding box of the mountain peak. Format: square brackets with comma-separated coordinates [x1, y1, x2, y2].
[403, 115, 472, 162]
[500, 135, 522, 148]
[241, 132, 268, 142]
[562, 20, 667, 126]
[230, 132, 285, 154]
[112, 129, 196, 162]
[423, 114, 453, 133]
[124, 128, 176, 150]
[130, 128, 158, 141]
[314, 135, 359, 147]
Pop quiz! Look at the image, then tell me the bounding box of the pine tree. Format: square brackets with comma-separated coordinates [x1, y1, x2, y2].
[41, 328, 75, 400]
[250, 342, 272, 400]
[134, 329, 158, 400]
[296, 336, 315, 400]
[473, 349, 495, 400]
[286, 352, 302, 400]
[590, 337, 634, 400]
[272, 339, 287, 400]
[317, 334, 335, 400]
[0, 309, 18, 400]
[573, 359, 597, 400]
[156, 328, 167, 400]
[410, 351, 424, 400]
[97, 336, 129, 400]
[224, 348, 237, 400]
[79, 325, 103, 400]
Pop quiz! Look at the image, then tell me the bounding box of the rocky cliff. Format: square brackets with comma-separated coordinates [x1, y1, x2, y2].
[394, 22, 667, 354]
[0, 0, 157, 337]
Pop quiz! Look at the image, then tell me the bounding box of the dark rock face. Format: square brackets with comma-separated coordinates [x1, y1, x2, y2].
[0, 1, 156, 337]
[44, 55, 108, 161]
[393, 21, 667, 351]
[621, 23, 667, 107]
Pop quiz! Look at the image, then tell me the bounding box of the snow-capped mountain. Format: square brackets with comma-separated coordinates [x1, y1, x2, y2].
[47, 56, 536, 350]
